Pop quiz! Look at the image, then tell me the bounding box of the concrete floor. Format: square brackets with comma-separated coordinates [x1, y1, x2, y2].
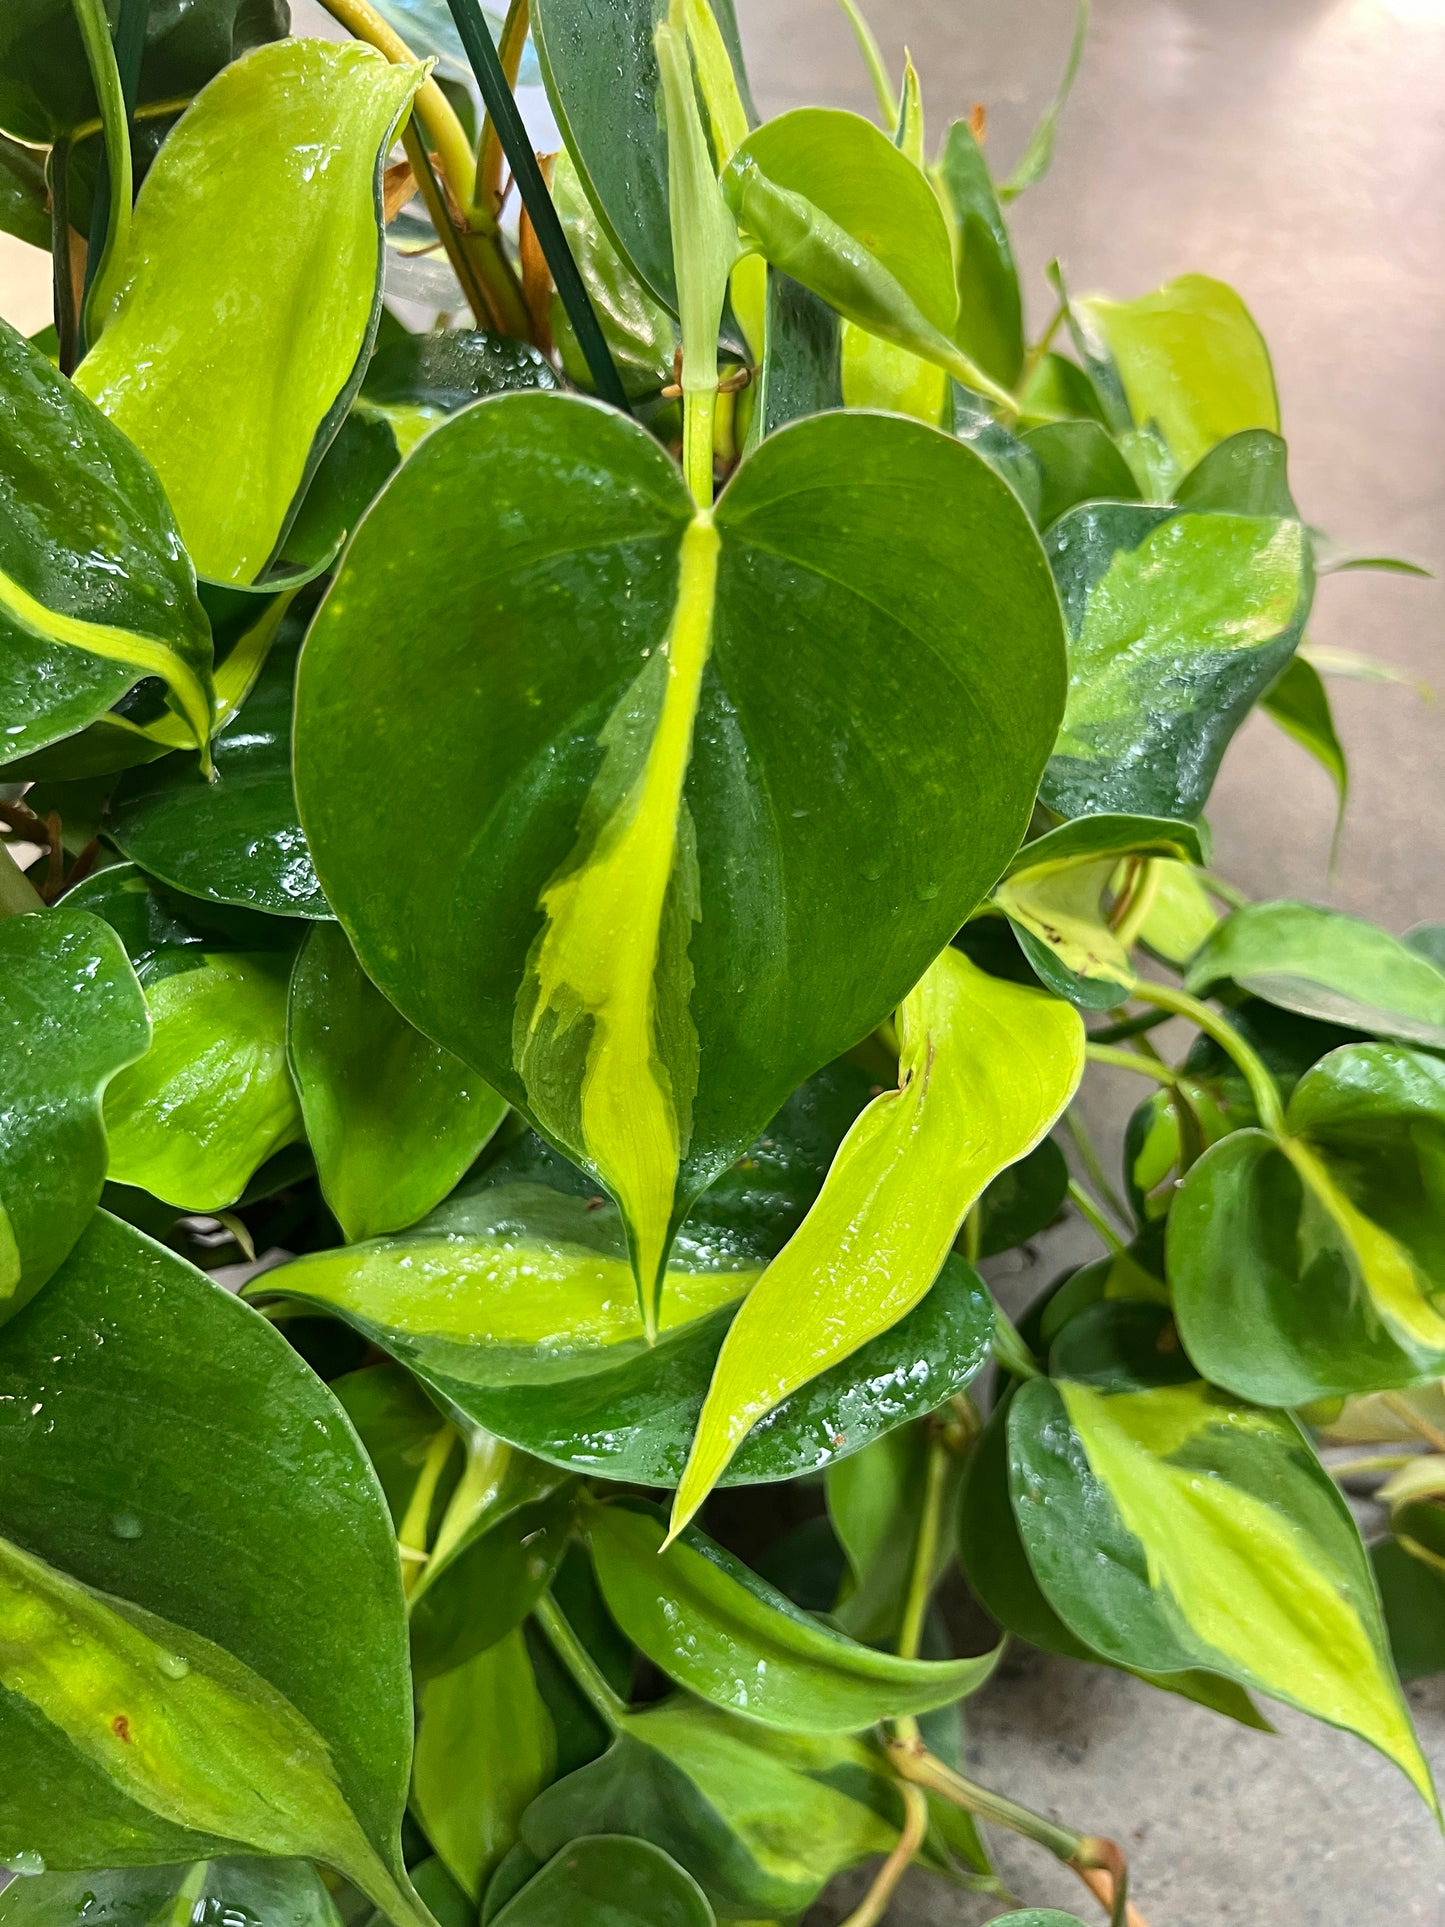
[3, 1, 1443, 1919]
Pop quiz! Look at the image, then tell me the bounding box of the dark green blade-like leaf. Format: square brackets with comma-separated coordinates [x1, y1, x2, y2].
[1261, 654, 1346, 826]
[492, 1837, 714, 1927]
[0, 1857, 344, 1927]
[519, 1700, 896, 1921]
[1170, 1045, 1445, 1403]
[1040, 503, 1314, 819]
[0, 908, 149, 1324]
[289, 922, 508, 1242]
[108, 628, 331, 920]
[530, 0, 751, 310]
[589, 1502, 997, 1732]
[746, 269, 842, 444]
[0, 135, 47, 248]
[294, 392, 1064, 1303]
[0, 1211, 426, 1915]
[1022, 419, 1140, 528]
[1008, 1301, 1435, 1809]
[933, 119, 1022, 389]
[1187, 901, 1445, 1046]
[0, 318, 213, 768]
[75, 42, 422, 585]
[976, 1134, 1069, 1256]
[1375, 1503, 1445, 1682]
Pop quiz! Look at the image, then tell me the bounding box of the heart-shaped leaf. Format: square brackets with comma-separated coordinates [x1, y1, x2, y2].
[671, 949, 1083, 1533]
[1186, 901, 1445, 1047]
[0, 1210, 425, 1918]
[0, 1858, 343, 1927]
[1170, 1044, 1445, 1403]
[491, 1837, 715, 1927]
[588, 1502, 998, 1732]
[294, 393, 1064, 1310]
[1040, 504, 1313, 819]
[0, 907, 149, 1324]
[1008, 1301, 1435, 1811]
[0, 319, 213, 769]
[75, 42, 423, 584]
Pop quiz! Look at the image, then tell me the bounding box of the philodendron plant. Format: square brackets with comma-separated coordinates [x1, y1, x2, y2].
[0, 0, 1441, 1922]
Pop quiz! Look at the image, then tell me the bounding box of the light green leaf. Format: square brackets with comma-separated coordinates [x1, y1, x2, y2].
[0, 1857, 344, 1927]
[1170, 1044, 1445, 1403]
[1136, 859, 1221, 967]
[1187, 900, 1445, 1047]
[0, 908, 149, 1323]
[669, 948, 1083, 1534]
[589, 1502, 997, 1732]
[104, 953, 302, 1212]
[1042, 505, 1314, 820]
[0, 319, 213, 767]
[1009, 1301, 1436, 1810]
[1073, 273, 1279, 476]
[414, 1630, 555, 1898]
[840, 323, 947, 424]
[492, 1837, 715, 1927]
[289, 923, 508, 1242]
[294, 392, 1064, 1317]
[75, 41, 423, 584]
[548, 147, 676, 401]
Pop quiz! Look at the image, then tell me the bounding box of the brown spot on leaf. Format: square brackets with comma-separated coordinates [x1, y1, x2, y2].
[112, 1715, 132, 1743]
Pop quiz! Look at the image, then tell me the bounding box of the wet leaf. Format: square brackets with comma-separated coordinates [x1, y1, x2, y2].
[491, 1836, 715, 1927]
[0, 1857, 343, 1927]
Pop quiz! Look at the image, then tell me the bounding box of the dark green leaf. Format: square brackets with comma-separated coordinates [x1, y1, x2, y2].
[491, 1836, 714, 1927]
[746, 269, 842, 444]
[280, 409, 401, 571]
[1261, 655, 1346, 824]
[294, 394, 1064, 1305]
[1173, 429, 1297, 518]
[0, 907, 149, 1324]
[933, 120, 1022, 389]
[0, 1858, 343, 1927]
[1374, 1503, 1445, 1682]
[289, 922, 508, 1241]
[1022, 419, 1140, 528]
[1040, 503, 1313, 819]
[0, 136, 47, 250]
[977, 1135, 1069, 1256]
[0, 318, 213, 768]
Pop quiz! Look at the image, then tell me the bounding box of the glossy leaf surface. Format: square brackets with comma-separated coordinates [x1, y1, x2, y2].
[672, 949, 1083, 1531]
[108, 629, 330, 920]
[1075, 274, 1279, 475]
[290, 923, 508, 1242]
[1171, 1045, 1445, 1403]
[0, 319, 212, 767]
[492, 1837, 715, 1927]
[1023, 419, 1140, 529]
[295, 393, 1063, 1308]
[0, 908, 149, 1324]
[1187, 901, 1445, 1047]
[75, 42, 423, 583]
[0, 1211, 420, 1907]
[519, 1700, 896, 1920]
[589, 1503, 997, 1732]
[1041, 504, 1312, 819]
[933, 120, 1022, 388]
[0, 1858, 343, 1927]
[1009, 1303, 1434, 1807]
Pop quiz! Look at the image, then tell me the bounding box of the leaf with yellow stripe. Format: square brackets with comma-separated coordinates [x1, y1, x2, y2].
[1009, 1300, 1436, 1812]
[668, 948, 1084, 1537]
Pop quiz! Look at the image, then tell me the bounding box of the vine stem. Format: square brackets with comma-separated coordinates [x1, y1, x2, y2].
[1085, 1042, 1178, 1086]
[833, 0, 897, 126]
[533, 1592, 626, 1730]
[897, 1433, 952, 1661]
[1068, 1178, 1127, 1256]
[836, 1782, 928, 1927]
[476, 0, 529, 229]
[1130, 979, 1286, 1138]
[71, 0, 136, 347]
[1063, 1110, 1130, 1228]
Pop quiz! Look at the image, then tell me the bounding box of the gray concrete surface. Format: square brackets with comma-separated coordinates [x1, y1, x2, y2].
[732, 1, 1445, 1919]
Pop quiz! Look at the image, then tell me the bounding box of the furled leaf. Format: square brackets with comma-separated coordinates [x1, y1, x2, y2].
[295, 392, 1064, 1312]
[531, 0, 752, 309]
[414, 1630, 556, 1898]
[1073, 274, 1279, 476]
[1170, 1043, 1445, 1403]
[1137, 859, 1221, 966]
[0, 319, 213, 767]
[0, 1857, 343, 1927]
[1010, 1300, 1435, 1808]
[491, 1836, 715, 1927]
[997, 0, 1088, 200]
[589, 1502, 997, 1732]
[289, 923, 508, 1242]
[932, 120, 1022, 389]
[75, 42, 423, 583]
[994, 812, 1204, 1008]
[0, 1211, 424, 1915]
[1022, 419, 1140, 529]
[107, 626, 330, 919]
[1187, 901, 1445, 1047]
[519, 1699, 896, 1920]
[252, 1074, 995, 1487]
[1041, 504, 1313, 819]
[670, 948, 1083, 1534]
[0, 908, 149, 1324]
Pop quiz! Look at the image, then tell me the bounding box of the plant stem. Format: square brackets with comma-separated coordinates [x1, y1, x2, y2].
[476, 0, 529, 229]
[1131, 979, 1286, 1138]
[992, 1304, 1042, 1381]
[837, 1781, 928, 1927]
[402, 124, 498, 328]
[48, 138, 77, 375]
[1020, 297, 1067, 383]
[1086, 1007, 1172, 1046]
[1085, 1042, 1178, 1086]
[1199, 869, 1251, 911]
[1381, 1392, 1445, 1454]
[72, 0, 136, 349]
[443, 0, 630, 407]
[1327, 1453, 1418, 1481]
[396, 1424, 455, 1595]
[833, 0, 897, 127]
[533, 1592, 626, 1730]
[1068, 1178, 1127, 1256]
[0, 841, 44, 920]
[896, 1433, 952, 1661]
[1063, 1110, 1130, 1228]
